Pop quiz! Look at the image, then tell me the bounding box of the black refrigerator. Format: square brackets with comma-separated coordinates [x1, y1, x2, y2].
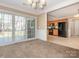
[58, 22, 67, 37]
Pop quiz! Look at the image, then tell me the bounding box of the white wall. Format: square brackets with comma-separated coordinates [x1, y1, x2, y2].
[37, 13, 47, 41]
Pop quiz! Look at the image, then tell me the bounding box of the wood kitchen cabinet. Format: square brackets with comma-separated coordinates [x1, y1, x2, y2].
[48, 18, 68, 37]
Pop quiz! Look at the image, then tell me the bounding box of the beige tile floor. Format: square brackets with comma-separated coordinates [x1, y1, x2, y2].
[48, 35, 79, 50]
[0, 39, 79, 58]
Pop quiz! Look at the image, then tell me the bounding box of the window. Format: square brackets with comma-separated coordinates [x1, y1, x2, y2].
[0, 12, 36, 44]
[0, 13, 12, 43]
[15, 16, 26, 41]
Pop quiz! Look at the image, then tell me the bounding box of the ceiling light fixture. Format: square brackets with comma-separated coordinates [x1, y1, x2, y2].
[27, 0, 47, 9]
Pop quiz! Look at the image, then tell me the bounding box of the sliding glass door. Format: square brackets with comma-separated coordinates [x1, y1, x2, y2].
[15, 16, 26, 41]
[0, 13, 12, 43]
[15, 16, 36, 41]
[27, 18, 35, 39]
[0, 12, 36, 44]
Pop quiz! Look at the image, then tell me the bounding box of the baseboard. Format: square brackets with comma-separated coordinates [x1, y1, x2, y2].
[0, 38, 37, 46]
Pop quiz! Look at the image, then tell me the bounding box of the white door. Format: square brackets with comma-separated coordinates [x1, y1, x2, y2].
[74, 20, 79, 36]
[71, 19, 79, 37]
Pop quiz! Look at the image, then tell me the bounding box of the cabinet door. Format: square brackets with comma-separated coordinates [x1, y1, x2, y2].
[53, 22, 58, 36]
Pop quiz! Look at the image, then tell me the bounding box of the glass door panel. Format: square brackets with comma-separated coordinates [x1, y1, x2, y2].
[0, 13, 12, 43]
[30, 19, 35, 38]
[15, 16, 25, 41]
[27, 18, 35, 39]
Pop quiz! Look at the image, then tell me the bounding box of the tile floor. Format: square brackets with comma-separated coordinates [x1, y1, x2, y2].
[0, 39, 79, 58]
[48, 35, 79, 50]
